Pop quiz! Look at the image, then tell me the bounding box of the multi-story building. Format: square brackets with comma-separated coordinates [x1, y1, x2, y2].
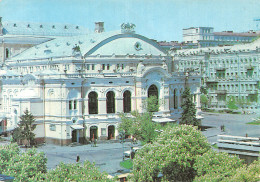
[174, 38, 260, 111]
[0, 21, 201, 145]
[183, 27, 259, 48]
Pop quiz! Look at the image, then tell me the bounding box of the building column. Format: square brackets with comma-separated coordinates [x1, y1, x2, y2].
[98, 98, 107, 114]
[116, 97, 123, 113]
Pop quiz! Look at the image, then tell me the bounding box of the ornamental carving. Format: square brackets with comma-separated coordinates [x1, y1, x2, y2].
[121, 23, 136, 33]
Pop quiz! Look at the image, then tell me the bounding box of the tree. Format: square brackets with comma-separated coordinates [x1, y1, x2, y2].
[33, 161, 114, 182]
[118, 111, 159, 143]
[118, 96, 161, 143]
[193, 150, 244, 182]
[180, 87, 200, 126]
[0, 143, 47, 182]
[225, 160, 260, 182]
[227, 96, 238, 110]
[132, 125, 211, 181]
[13, 109, 36, 146]
[145, 95, 160, 113]
[200, 94, 209, 110]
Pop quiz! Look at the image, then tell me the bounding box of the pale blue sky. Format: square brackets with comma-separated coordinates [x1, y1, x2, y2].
[0, 0, 259, 41]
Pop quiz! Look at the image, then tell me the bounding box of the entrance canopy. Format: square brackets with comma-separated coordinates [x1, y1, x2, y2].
[70, 125, 84, 130]
[152, 117, 175, 123]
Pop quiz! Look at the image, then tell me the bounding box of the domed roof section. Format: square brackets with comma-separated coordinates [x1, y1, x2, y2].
[85, 34, 166, 56]
[11, 29, 167, 60]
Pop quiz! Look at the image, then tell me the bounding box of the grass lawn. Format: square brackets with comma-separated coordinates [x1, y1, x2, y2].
[120, 159, 133, 169]
[246, 120, 260, 125]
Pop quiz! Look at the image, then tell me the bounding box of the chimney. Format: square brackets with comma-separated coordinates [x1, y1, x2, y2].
[95, 22, 104, 33]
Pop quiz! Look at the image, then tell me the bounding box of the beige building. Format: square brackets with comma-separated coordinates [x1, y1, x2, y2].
[0, 21, 201, 145]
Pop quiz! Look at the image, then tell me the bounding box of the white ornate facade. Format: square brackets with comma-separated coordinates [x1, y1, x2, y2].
[0, 22, 201, 145]
[174, 39, 260, 111]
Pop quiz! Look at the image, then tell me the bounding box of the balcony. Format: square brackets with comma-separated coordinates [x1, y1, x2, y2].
[245, 65, 254, 70]
[215, 90, 227, 94]
[215, 67, 226, 71]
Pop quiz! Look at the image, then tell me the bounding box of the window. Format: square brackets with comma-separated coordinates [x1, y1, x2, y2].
[74, 100, 77, 110]
[107, 64, 110, 70]
[92, 64, 95, 70]
[69, 100, 77, 110]
[106, 91, 115, 113]
[123, 90, 131, 113]
[102, 64, 105, 70]
[174, 89, 178, 109]
[5, 48, 9, 59]
[89, 92, 98, 114]
[69, 101, 72, 110]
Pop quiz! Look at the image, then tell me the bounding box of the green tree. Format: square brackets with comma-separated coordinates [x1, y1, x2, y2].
[227, 96, 238, 110]
[119, 111, 159, 143]
[0, 143, 47, 182]
[180, 87, 200, 126]
[132, 125, 211, 181]
[193, 150, 244, 182]
[118, 96, 161, 143]
[200, 94, 209, 110]
[225, 160, 260, 182]
[33, 161, 114, 182]
[13, 109, 36, 146]
[146, 95, 160, 113]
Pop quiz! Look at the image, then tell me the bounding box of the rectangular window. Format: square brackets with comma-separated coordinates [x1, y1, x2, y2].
[92, 64, 95, 70]
[86, 64, 90, 70]
[102, 64, 105, 70]
[121, 64, 124, 69]
[107, 64, 110, 70]
[69, 101, 72, 110]
[117, 64, 120, 69]
[74, 100, 77, 109]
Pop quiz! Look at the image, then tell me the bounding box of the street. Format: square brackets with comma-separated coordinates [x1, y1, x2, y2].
[201, 112, 260, 144]
[2, 112, 259, 175]
[36, 141, 133, 175]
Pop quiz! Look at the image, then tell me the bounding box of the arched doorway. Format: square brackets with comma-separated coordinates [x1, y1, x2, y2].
[106, 91, 115, 113]
[88, 91, 98, 114]
[90, 126, 98, 141]
[108, 125, 115, 140]
[123, 90, 131, 113]
[148, 84, 159, 112]
[148, 84, 158, 98]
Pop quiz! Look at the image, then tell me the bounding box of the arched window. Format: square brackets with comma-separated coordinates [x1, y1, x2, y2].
[123, 90, 131, 113]
[106, 91, 115, 113]
[148, 85, 159, 112]
[174, 89, 178, 109]
[148, 84, 158, 98]
[88, 92, 98, 114]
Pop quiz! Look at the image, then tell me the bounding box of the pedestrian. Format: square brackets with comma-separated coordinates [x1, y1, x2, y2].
[94, 139, 97, 147]
[76, 155, 80, 162]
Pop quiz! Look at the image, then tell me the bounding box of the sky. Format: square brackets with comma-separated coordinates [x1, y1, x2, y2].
[0, 0, 259, 42]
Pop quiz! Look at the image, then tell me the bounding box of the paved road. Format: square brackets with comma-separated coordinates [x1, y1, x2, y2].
[2, 112, 259, 175]
[201, 112, 260, 144]
[36, 142, 134, 175]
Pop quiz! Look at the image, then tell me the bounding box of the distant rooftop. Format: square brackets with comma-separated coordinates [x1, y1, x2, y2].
[214, 31, 259, 37]
[2, 21, 90, 37]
